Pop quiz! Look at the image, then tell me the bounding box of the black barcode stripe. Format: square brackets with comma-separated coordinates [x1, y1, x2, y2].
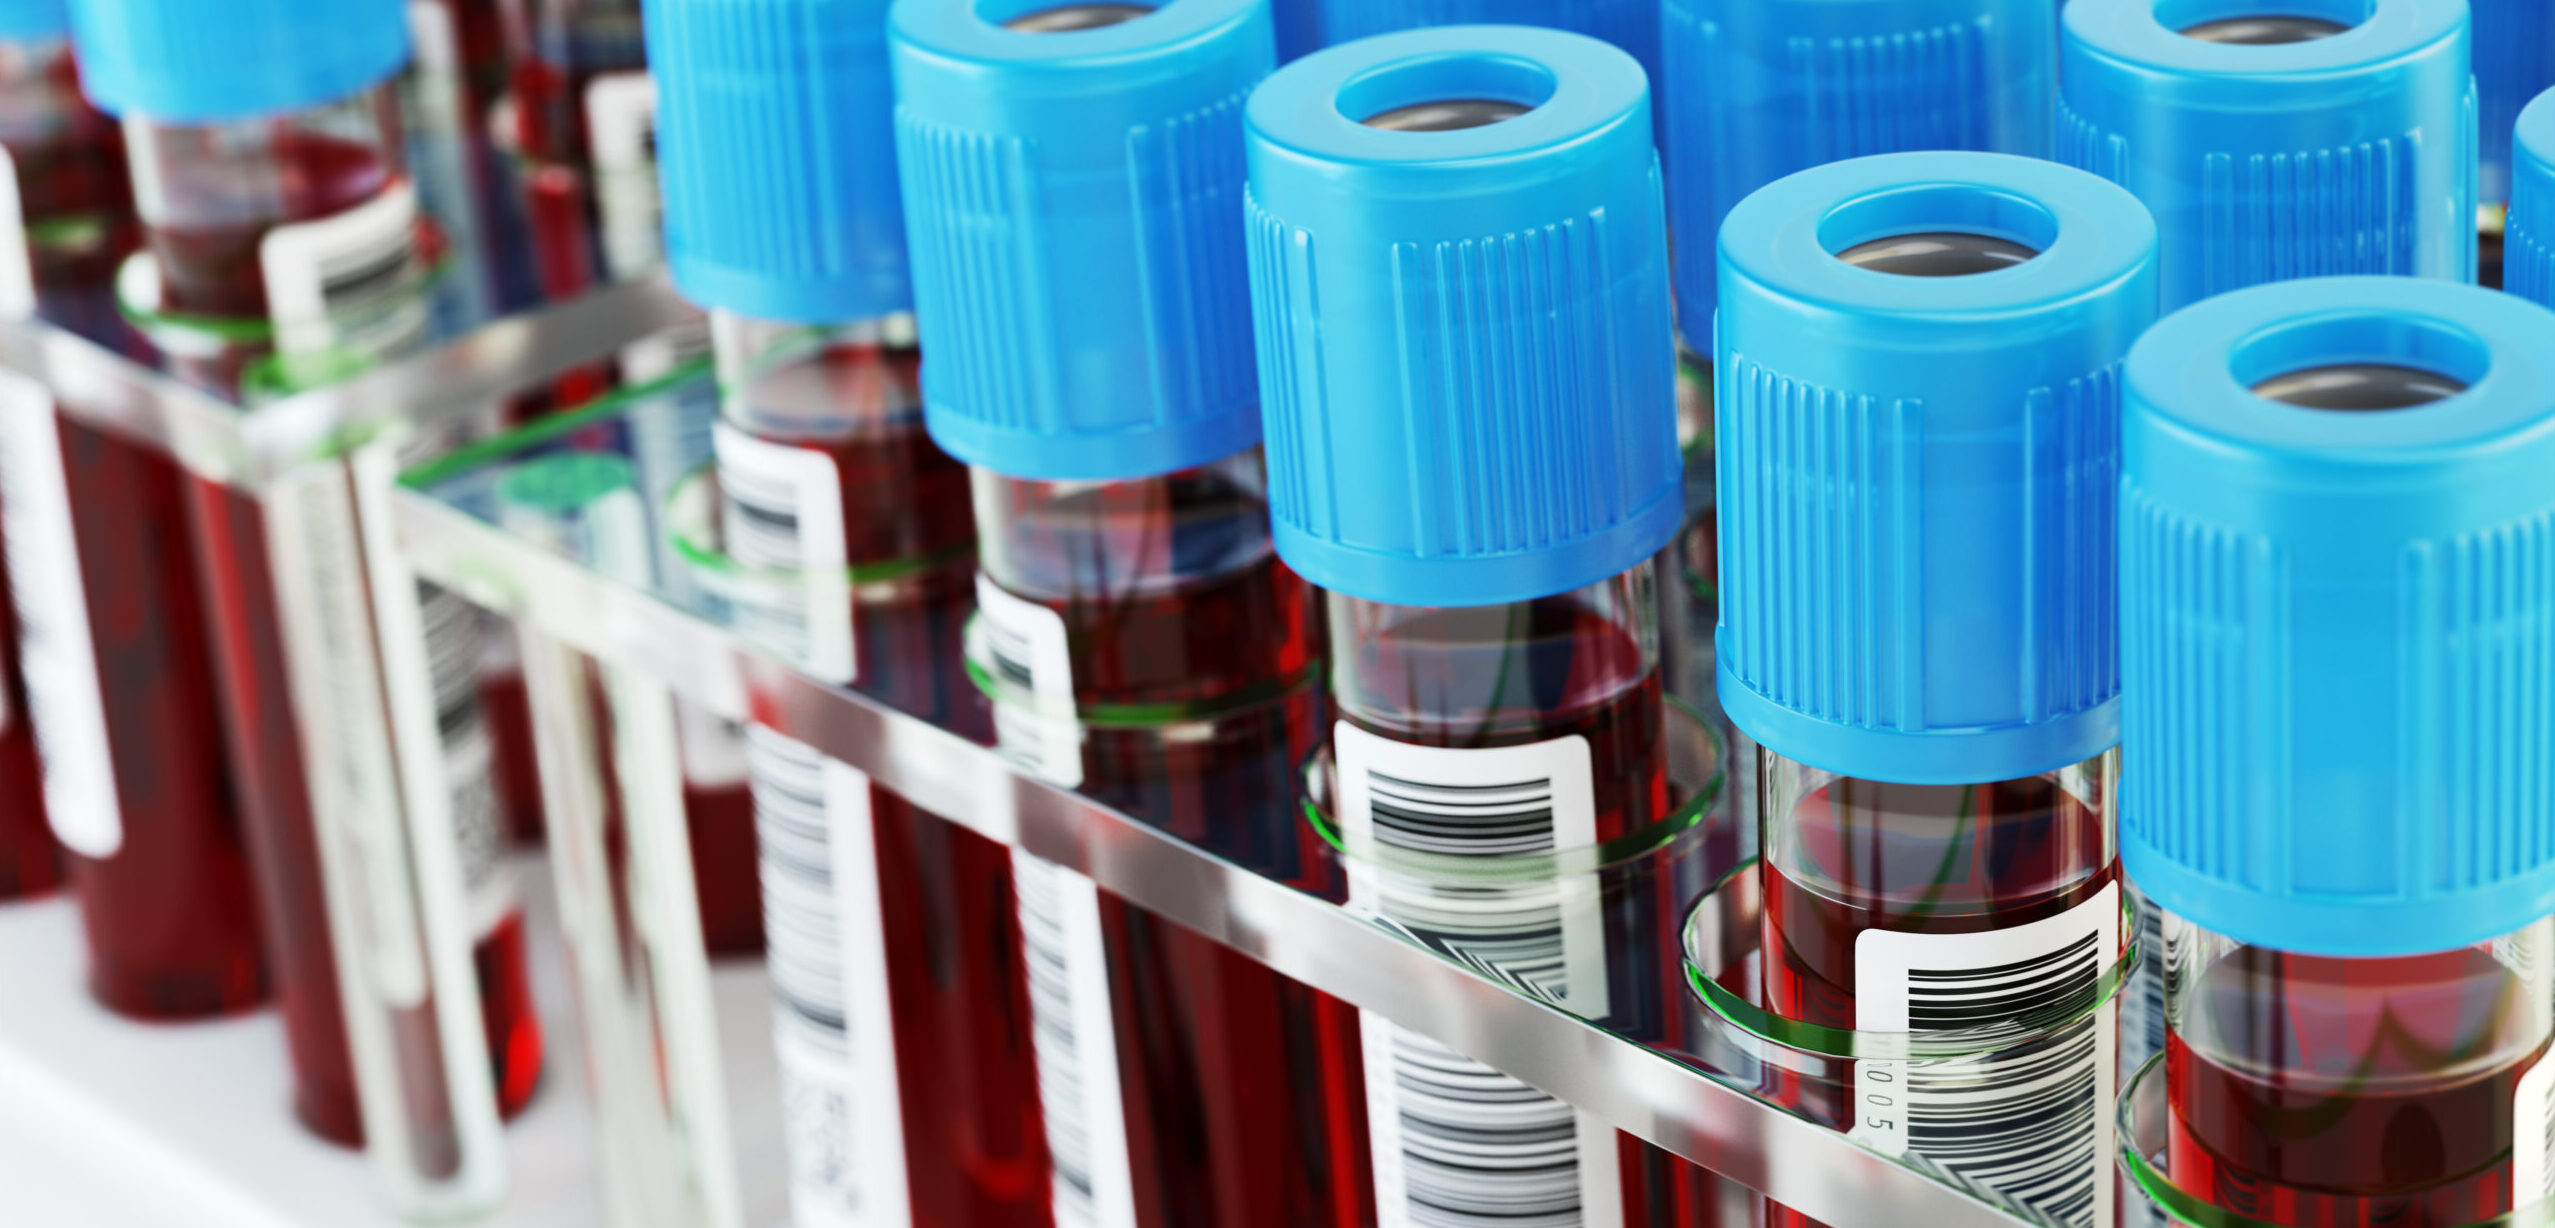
[320, 235, 415, 307]
[720, 438, 821, 660]
[1388, 1028, 1589, 1227]
[753, 730, 851, 1035]
[1017, 856, 1104, 1227]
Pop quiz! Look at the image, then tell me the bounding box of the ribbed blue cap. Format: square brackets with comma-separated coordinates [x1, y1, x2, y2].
[1660, 0, 2057, 348]
[2512, 89, 2555, 305]
[2059, 0, 2475, 313]
[891, 0, 1274, 481]
[1246, 26, 1678, 608]
[2477, 0, 2553, 205]
[1714, 152, 2159, 786]
[0, 0, 64, 42]
[70, 0, 409, 123]
[2122, 277, 2555, 958]
[651, 0, 912, 324]
[1317, 0, 1659, 99]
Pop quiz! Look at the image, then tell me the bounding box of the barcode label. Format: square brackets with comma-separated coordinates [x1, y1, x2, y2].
[974, 574, 1081, 788]
[1334, 721, 1620, 1227]
[585, 70, 663, 282]
[260, 179, 428, 362]
[2515, 1046, 2555, 1208]
[1362, 1019, 1623, 1228]
[0, 375, 119, 857]
[419, 582, 511, 937]
[0, 146, 33, 319]
[676, 703, 750, 787]
[1012, 849, 1136, 1228]
[714, 422, 853, 682]
[1851, 881, 2120, 1228]
[750, 727, 913, 1228]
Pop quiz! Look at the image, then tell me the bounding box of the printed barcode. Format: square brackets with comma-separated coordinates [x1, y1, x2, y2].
[1333, 722, 1620, 1227]
[261, 180, 427, 363]
[418, 581, 510, 937]
[2119, 888, 2166, 1082]
[1012, 849, 1135, 1228]
[750, 727, 910, 1228]
[1853, 882, 2119, 1228]
[0, 379, 121, 857]
[1364, 1019, 1622, 1228]
[973, 574, 1082, 788]
[713, 423, 852, 682]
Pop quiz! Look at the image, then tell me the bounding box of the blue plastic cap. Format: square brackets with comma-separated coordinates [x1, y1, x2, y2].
[2121, 277, 2555, 958]
[652, 0, 911, 324]
[2060, 0, 2475, 313]
[71, 0, 408, 123]
[892, 0, 1275, 481]
[0, 0, 65, 43]
[1245, 26, 1679, 608]
[1659, 0, 2057, 349]
[2512, 89, 2555, 306]
[2476, 0, 2553, 205]
[1318, 0, 1659, 100]
[1714, 151, 2159, 786]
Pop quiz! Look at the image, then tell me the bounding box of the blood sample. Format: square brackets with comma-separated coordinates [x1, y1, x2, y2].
[2117, 276, 2555, 1227]
[651, 0, 1049, 1219]
[2473, 0, 2552, 288]
[1714, 153, 2159, 1228]
[894, 0, 1379, 1222]
[75, 0, 541, 1133]
[1244, 28, 1734, 1226]
[2508, 89, 2555, 308]
[2060, 0, 2472, 311]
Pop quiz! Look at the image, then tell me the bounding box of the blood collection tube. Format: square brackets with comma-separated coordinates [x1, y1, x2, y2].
[2060, 0, 2473, 312]
[2474, 0, 2552, 288]
[2118, 275, 2555, 1226]
[1244, 26, 1731, 1226]
[2510, 89, 2555, 307]
[503, 0, 644, 302]
[651, 0, 1048, 1221]
[893, 2, 1377, 1224]
[1714, 152, 2159, 1228]
[73, 0, 542, 1132]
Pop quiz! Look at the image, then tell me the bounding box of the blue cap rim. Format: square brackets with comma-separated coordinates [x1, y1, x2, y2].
[2524, 86, 2555, 167]
[1721, 658, 2123, 787]
[1245, 24, 1645, 174]
[2127, 276, 2555, 466]
[2124, 839, 2555, 958]
[893, 0, 1256, 72]
[1719, 151, 2157, 324]
[1277, 490, 1684, 609]
[2063, 0, 2465, 77]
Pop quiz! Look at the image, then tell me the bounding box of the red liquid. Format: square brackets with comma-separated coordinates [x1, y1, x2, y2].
[505, 0, 644, 168]
[0, 505, 62, 899]
[2166, 946, 2547, 1226]
[145, 128, 395, 322]
[1759, 773, 2114, 1228]
[989, 466, 1372, 1227]
[1341, 605, 1723, 1224]
[8, 53, 138, 330]
[682, 775, 760, 957]
[186, 479, 546, 1141]
[481, 666, 545, 844]
[727, 346, 1052, 1224]
[53, 417, 264, 1018]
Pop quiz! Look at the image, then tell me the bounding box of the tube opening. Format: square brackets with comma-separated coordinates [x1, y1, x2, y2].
[1361, 99, 1531, 131]
[2251, 364, 2466, 411]
[1002, 1, 1154, 31]
[2153, 0, 2374, 41]
[1834, 232, 2040, 277]
[2179, 15, 2351, 42]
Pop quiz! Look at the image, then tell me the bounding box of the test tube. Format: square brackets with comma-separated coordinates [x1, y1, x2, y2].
[70, 0, 540, 1158]
[651, 0, 1045, 1222]
[2510, 88, 2555, 307]
[502, 0, 646, 303]
[1245, 26, 1731, 1226]
[2119, 275, 2555, 1224]
[1715, 151, 2159, 1228]
[894, 1, 1378, 1224]
[2474, 0, 2553, 287]
[2060, 0, 2474, 312]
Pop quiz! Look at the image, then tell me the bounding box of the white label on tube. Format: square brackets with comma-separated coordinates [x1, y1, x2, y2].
[1851, 879, 2120, 1228]
[973, 573, 1081, 789]
[418, 581, 513, 938]
[1334, 721, 1621, 1228]
[261, 179, 428, 362]
[0, 375, 118, 857]
[1013, 848, 1136, 1228]
[713, 422, 854, 683]
[584, 71, 662, 282]
[751, 728, 913, 1228]
[0, 146, 34, 320]
[2516, 1028, 2555, 1206]
[676, 704, 750, 788]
